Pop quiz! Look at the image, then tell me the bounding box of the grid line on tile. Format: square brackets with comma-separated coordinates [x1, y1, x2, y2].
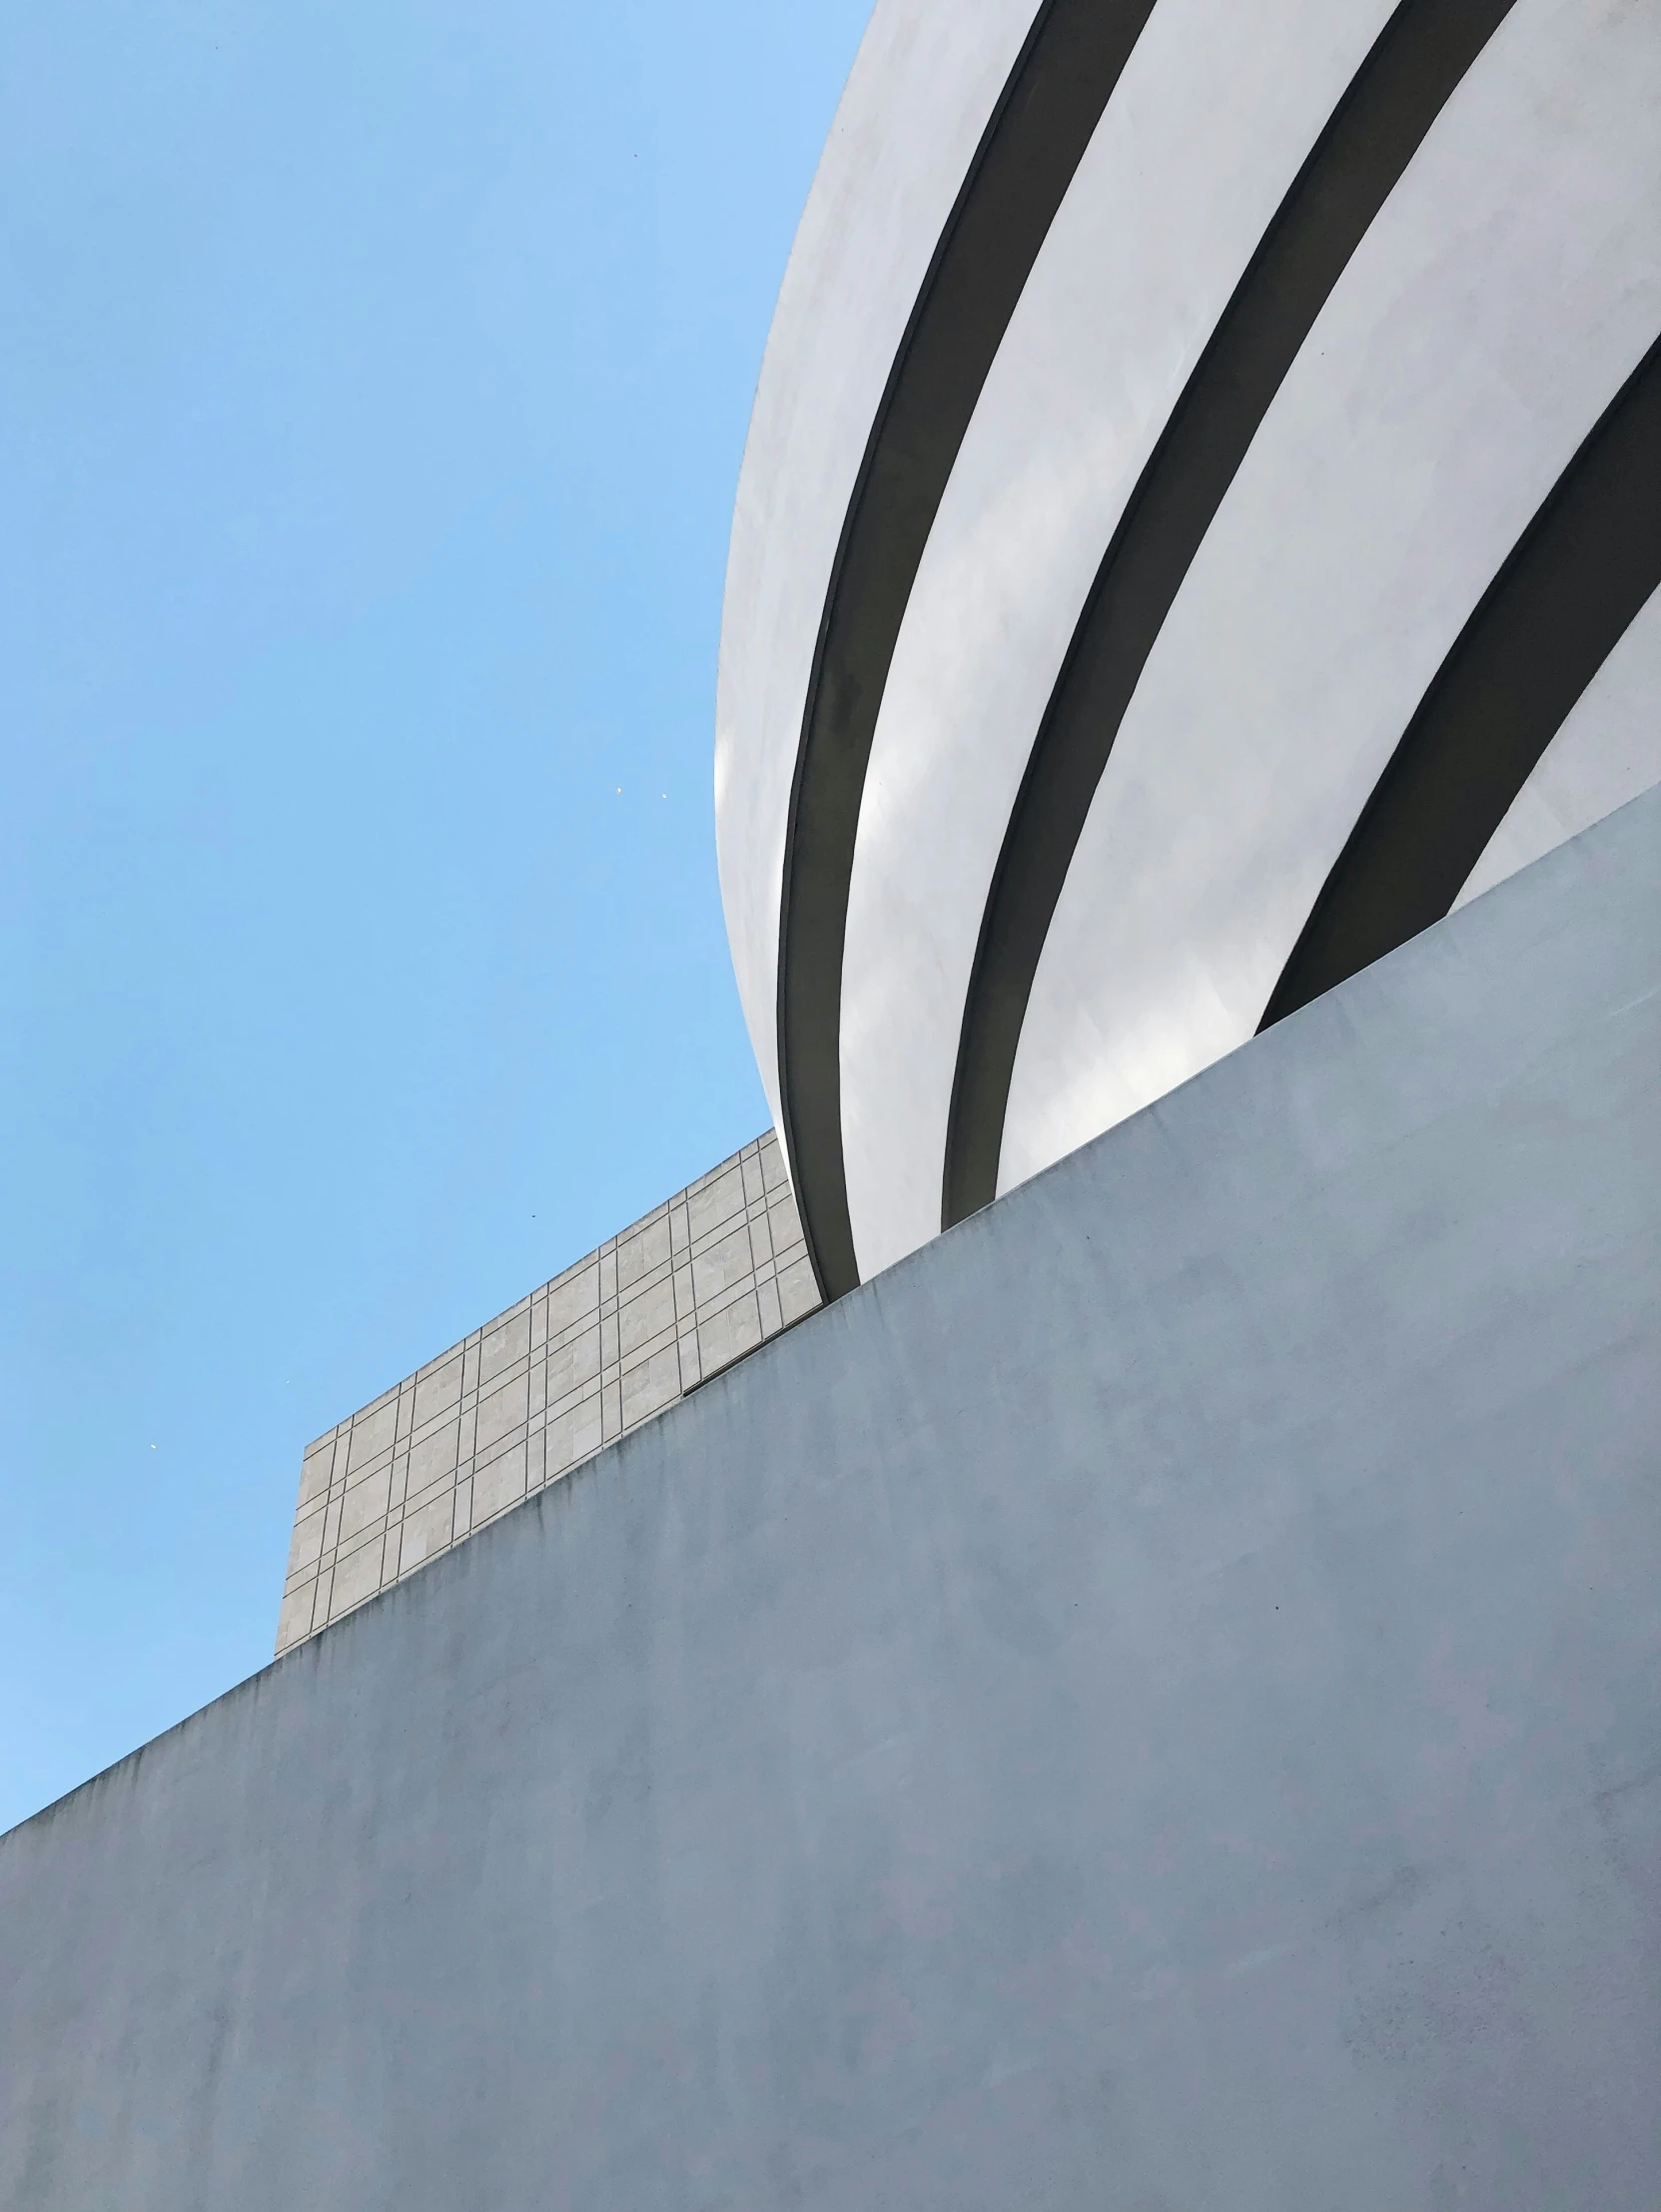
[276, 1132, 820, 1653]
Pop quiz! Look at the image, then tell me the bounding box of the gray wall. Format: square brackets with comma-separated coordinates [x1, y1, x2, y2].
[4, 789, 1660, 2211]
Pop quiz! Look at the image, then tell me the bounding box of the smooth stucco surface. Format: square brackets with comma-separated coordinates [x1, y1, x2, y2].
[4, 787, 1659, 2210]
[840, 0, 1398, 1274]
[714, 0, 1037, 1137]
[720, 0, 1661, 1289]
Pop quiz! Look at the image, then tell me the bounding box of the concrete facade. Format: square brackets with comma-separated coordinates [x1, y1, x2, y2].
[277, 1131, 819, 1654]
[719, 0, 1661, 1298]
[5, 787, 1659, 2210]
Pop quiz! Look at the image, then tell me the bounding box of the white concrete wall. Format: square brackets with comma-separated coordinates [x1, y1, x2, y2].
[840, 0, 1398, 1277]
[1004, 0, 1661, 1193]
[715, 0, 1042, 1139]
[718, 0, 1661, 1285]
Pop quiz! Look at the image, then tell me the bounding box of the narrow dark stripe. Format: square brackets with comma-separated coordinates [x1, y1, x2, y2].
[778, 0, 1162, 1299]
[943, 0, 1516, 1231]
[1259, 333, 1661, 1030]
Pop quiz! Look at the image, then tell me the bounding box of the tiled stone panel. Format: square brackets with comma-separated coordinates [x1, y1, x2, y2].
[276, 1131, 818, 1654]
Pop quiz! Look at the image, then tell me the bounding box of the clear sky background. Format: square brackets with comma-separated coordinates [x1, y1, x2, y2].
[0, 0, 873, 1835]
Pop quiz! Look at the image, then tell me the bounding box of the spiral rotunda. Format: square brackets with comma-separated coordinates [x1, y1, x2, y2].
[717, 0, 1661, 1295]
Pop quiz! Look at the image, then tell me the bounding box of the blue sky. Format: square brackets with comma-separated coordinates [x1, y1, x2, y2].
[0, 0, 872, 1834]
